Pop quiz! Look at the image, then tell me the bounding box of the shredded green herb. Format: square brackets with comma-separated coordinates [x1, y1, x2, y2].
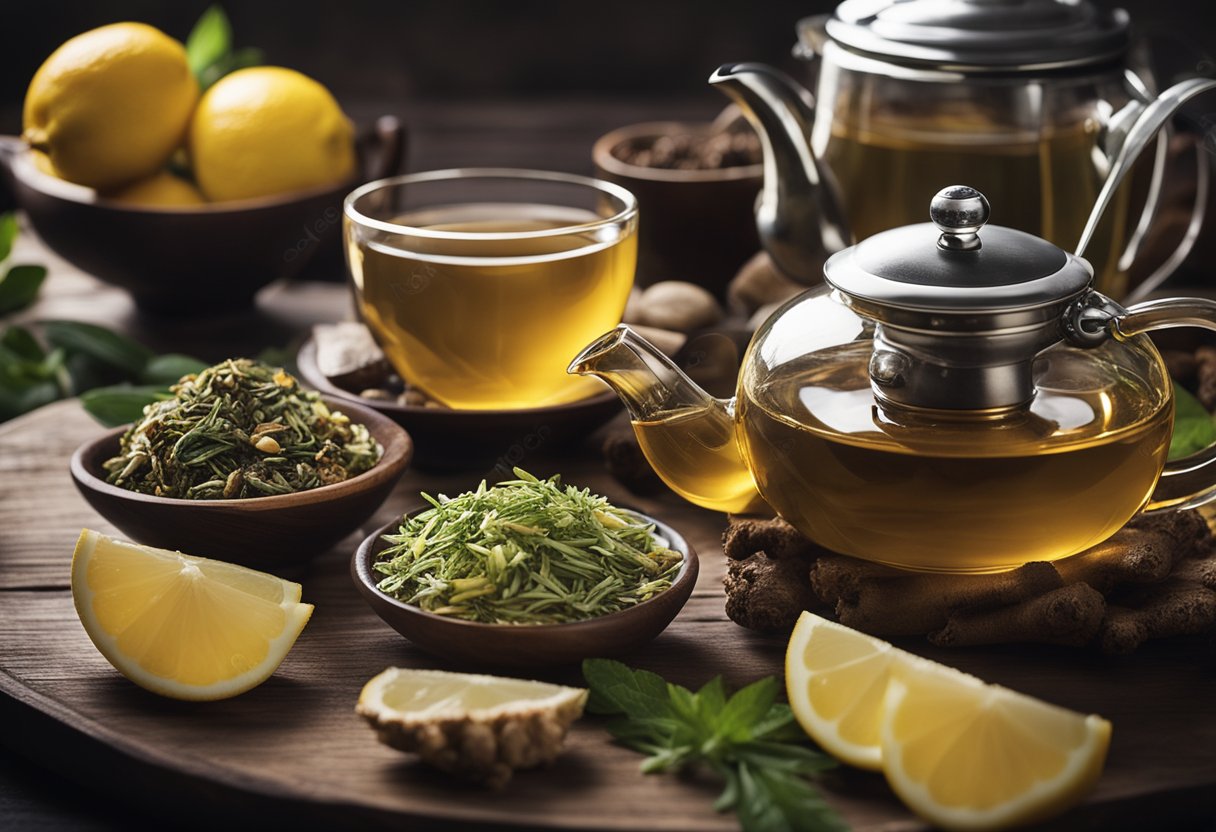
[103, 358, 381, 499]
[373, 469, 684, 624]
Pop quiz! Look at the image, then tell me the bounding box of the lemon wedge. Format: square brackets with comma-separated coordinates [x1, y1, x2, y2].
[71, 529, 312, 701]
[785, 611, 899, 769]
[881, 659, 1111, 831]
[785, 612, 1111, 830]
[357, 667, 587, 786]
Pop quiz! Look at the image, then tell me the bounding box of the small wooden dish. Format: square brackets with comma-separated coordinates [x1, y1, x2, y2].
[69, 397, 412, 571]
[351, 509, 699, 668]
[296, 337, 622, 471]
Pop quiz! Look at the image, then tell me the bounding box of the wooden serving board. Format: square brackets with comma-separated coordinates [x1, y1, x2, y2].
[2, 399, 1215, 831]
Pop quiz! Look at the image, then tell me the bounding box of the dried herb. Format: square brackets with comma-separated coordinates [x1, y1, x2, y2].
[103, 358, 381, 499]
[373, 469, 683, 624]
[583, 659, 845, 832]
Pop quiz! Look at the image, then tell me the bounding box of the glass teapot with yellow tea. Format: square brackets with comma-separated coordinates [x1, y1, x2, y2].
[710, 0, 1216, 300]
[571, 186, 1216, 574]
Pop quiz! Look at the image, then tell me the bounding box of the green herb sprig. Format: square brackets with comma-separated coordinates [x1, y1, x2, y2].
[186, 6, 264, 90]
[583, 659, 846, 832]
[374, 470, 683, 624]
[1169, 380, 1216, 460]
[103, 358, 380, 499]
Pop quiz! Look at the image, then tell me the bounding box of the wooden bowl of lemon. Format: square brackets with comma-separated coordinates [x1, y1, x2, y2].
[0, 22, 404, 315]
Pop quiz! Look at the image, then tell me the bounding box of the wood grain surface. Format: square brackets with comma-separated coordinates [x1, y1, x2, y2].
[2, 399, 1216, 831]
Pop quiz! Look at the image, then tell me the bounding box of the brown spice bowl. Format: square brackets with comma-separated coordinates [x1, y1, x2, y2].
[351, 510, 699, 669]
[68, 397, 412, 572]
[0, 117, 404, 316]
[593, 120, 762, 300]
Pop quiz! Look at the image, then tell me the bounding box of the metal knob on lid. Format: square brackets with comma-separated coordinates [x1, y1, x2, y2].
[930, 186, 990, 251]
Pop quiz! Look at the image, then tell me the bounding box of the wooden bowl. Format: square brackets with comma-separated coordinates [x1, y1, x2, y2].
[0, 117, 404, 315]
[296, 337, 622, 471]
[593, 120, 762, 300]
[69, 397, 412, 572]
[352, 509, 699, 668]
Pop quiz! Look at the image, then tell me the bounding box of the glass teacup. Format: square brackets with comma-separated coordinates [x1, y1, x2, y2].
[344, 169, 638, 410]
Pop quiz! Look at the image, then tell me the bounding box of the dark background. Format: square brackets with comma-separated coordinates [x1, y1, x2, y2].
[2, 0, 1214, 132]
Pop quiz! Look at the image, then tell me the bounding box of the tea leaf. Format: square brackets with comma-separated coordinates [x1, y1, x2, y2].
[141, 353, 207, 386]
[186, 5, 232, 79]
[0, 325, 44, 362]
[0, 379, 60, 421]
[43, 321, 153, 376]
[1169, 382, 1216, 460]
[0, 265, 47, 315]
[0, 213, 17, 263]
[81, 384, 172, 428]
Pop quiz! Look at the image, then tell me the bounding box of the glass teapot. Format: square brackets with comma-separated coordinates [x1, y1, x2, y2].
[711, 0, 1216, 300]
[570, 186, 1216, 574]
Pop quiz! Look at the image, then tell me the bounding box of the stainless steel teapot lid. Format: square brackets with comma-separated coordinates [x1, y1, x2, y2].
[823, 186, 1096, 412]
[818, 0, 1131, 72]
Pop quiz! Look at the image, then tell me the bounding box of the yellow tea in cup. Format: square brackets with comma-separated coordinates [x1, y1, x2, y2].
[345, 170, 638, 410]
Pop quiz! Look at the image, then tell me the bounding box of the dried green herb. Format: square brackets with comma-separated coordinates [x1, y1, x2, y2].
[373, 469, 683, 624]
[103, 358, 381, 499]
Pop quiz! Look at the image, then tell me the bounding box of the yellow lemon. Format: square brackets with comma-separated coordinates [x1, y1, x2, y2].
[71, 529, 313, 701]
[23, 23, 198, 191]
[107, 170, 206, 207]
[785, 611, 900, 769]
[188, 66, 356, 202]
[882, 658, 1111, 831]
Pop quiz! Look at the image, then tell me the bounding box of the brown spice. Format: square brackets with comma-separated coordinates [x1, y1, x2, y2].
[614, 129, 761, 171]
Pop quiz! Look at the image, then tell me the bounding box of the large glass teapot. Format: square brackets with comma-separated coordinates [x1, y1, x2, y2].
[571, 186, 1216, 574]
[712, 0, 1216, 300]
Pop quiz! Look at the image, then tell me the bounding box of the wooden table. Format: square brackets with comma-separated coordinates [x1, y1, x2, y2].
[3, 97, 1216, 831]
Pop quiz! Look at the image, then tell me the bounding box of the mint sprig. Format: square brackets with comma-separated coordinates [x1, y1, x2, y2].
[583, 659, 847, 832]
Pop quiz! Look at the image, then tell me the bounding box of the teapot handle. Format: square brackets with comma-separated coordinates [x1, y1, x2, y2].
[1077, 77, 1216, 280]
[1067, 293, 1216, 511]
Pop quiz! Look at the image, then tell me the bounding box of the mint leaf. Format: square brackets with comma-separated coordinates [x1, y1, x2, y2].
[1169, 381, 1216, 460]
[583, 659, 670, 716]
[716, 677, 779, 742]
[0, 265, 47, 315]
[186, 5, 232, 79]
[0, 213, 17, 263]
[43, 320, 153, 377]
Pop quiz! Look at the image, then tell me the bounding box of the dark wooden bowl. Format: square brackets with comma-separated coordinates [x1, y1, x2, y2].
[296, 337, 622, 471]
[69, 397, 412, 572]
[352, 509, 699, 669]
[593, 120, 762, 300]
[0, 117, 404, 315]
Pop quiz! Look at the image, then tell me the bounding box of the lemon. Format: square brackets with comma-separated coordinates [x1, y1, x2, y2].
[785, 611, 899, 769]
[23, 23, 198, 191]
[785, 613, 1111, 830]
[188, 67, 356, 203]
[357, 667, 587, 785]
[107, 170, 206, 207]
[71, 529, 312, 701]
[882, 660, 1111, 831]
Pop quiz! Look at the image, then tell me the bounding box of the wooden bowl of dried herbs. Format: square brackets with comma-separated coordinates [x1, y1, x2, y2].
[70, 359, 413, 570]
[352, 470, 699, 668]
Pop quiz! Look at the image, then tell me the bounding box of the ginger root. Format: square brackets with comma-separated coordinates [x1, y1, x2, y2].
[724, 555, 821, 633]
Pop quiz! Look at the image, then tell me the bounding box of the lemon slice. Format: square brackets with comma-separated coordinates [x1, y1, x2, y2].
[882, 659, 1111, 831]
[71, 529, 313, 701]
[785, 611, 900, 769]
[357, 668, 587, 785]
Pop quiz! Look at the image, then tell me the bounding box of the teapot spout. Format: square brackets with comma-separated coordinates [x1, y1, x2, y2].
[709, 62, 851, 283]
[568, 326, 766, 515]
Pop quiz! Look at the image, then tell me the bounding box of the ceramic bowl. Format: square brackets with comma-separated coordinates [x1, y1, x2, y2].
[593, 120, 762, 299]
[69, 396, 412, 572]
[352, 509, 699, 668]
[296, 337, 622, 471]
[0, 117, 404, 315]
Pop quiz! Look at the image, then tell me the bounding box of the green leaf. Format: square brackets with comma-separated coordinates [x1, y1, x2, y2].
[0, 213, 17, 263]
[0, 379, 59, 421]
[186, 5, 232, 79]
[198, 46, 264, 89]
[80, 384, 171, 427]
[43, 321, 153, 377]
[141, 353, 207, 386]
[1169, 381, 1216, 460]
[583, 659, 671, 717]
[716, 677, 779, 742]
[0, 265, 47, 315]
[0, 326, 44, 362]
